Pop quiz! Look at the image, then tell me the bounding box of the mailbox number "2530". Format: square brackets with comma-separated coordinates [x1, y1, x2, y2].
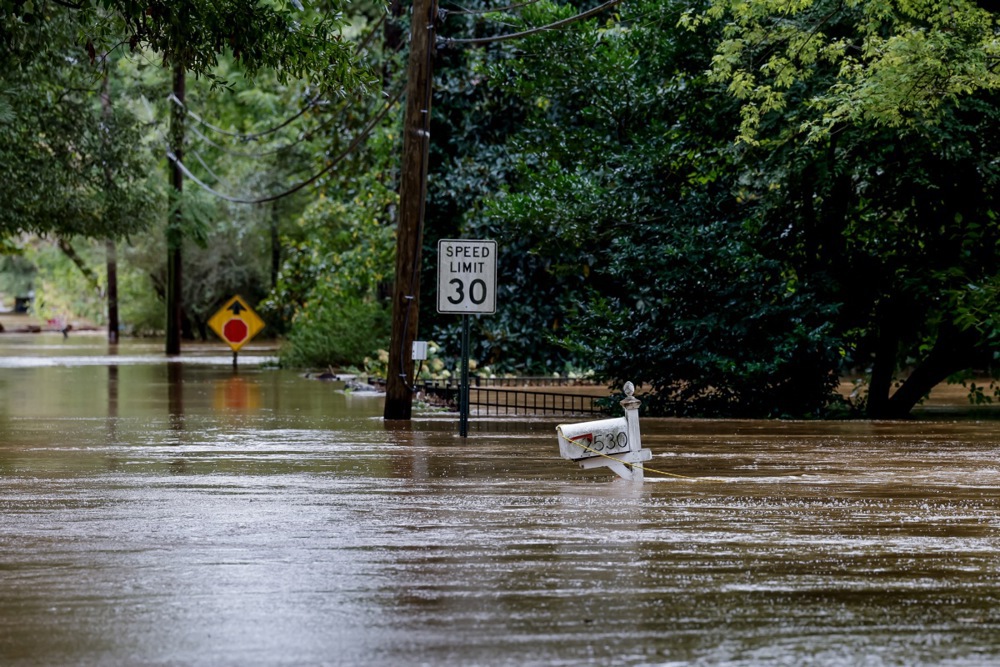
[589, 431, 628, 452]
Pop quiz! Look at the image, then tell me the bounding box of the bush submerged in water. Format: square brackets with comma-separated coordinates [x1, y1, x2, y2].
[279, 296, 390, 370]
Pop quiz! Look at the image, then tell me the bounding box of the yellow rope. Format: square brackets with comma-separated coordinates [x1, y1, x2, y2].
[557, 426, 714, 481]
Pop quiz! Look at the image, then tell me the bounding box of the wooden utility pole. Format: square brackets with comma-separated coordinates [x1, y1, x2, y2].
[100, 67, 119, 344]
[106, 239, 119, 344]
[384, 0, 437, 420]
[166, 62, 185, 356]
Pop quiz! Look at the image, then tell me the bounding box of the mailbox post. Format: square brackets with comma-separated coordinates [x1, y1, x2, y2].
[557, 382, 651, 482]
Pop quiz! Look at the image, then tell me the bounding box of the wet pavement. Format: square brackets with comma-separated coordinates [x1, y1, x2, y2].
[2, 335, 1000, 665]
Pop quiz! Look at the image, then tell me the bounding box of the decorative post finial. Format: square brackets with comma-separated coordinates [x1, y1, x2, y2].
[620, 380, 640, 413]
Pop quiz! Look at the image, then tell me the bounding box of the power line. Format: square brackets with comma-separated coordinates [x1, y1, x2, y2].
[190, 149, 231, 187]
[186, 121, 314, 159]
[441, 0, 543, 16]
[439, 0, 625, 45]
[168, 92, 323, 142]
[176, 90, 383, 160]
[162, 15, 390, 144]
[168, 88, 403, 205]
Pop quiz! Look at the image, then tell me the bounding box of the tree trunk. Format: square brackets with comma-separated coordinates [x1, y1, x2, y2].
[106, 238, 119, 344]
[872, 322, 978, 419]
[866, 300, 900, 417]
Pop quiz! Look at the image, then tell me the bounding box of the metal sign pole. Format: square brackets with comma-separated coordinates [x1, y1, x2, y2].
[460, 314, 470, 437]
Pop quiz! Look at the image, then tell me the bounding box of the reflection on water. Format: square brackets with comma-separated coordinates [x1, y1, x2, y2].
[213, 376, 261, 412]
[1, 334, 1000, 665]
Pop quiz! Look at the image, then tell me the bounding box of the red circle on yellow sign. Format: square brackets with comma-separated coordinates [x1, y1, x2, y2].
[223, 319, 249, 344]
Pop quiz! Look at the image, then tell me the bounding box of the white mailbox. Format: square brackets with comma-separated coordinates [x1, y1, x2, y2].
[557, 416, 635, 461]
[556, 381, 651, 482]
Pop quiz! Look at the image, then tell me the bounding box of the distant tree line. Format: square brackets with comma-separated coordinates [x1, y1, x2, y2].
[4, 0, 1000, 418]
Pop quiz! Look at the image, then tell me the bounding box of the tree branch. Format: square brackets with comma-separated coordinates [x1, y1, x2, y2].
[57, 238, 104, 295]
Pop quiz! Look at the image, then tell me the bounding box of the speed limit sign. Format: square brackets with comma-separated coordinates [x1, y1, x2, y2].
[437, 239, 497, 314]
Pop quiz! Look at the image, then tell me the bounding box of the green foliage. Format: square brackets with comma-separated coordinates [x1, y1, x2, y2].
[436, 0, 842, 417]
[566, 210, 843, 417]
[185, 228, 272, 339]
[279, 295, 390, 369]
[0, 10, 159, 238]
[8, 0, 1000, 419]
[422, 0, 673, 373]
[0, 252, 36, 301]
[262, 71, 400, 366]
[4, 0, 374, 94]
[117, 249, 166, 336]
[667, 0, 1000, 415]
[4, 0, 379, 345]
[737, 84, 1000, 415]
[684, 0, 1000, 142]
[21, 238, 106, 324]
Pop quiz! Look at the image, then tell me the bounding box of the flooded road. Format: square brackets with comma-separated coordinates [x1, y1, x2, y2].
[2, 335, 1000, 665]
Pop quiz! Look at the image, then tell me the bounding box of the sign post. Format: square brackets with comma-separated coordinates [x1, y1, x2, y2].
[437, 239, 497, 437]
[207, 295, 266, 367]
[460, 315, 470, 437]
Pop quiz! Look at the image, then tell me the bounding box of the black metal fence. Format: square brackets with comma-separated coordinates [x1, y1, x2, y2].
[418, 380, 606, 416]
[470, 376, 597, 388]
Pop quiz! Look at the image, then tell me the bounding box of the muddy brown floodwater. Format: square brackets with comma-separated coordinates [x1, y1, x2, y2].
[1, 335, 1000, 666]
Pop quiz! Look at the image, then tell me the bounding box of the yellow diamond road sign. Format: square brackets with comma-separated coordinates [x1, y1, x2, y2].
[208, 295, 265, 352]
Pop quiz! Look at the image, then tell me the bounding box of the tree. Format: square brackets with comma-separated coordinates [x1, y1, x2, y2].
[689, 0, 1000, 416]
[1, 9, 156, 239]
[4, 1, 373, 348]
[252, 6, 402, 369]
[741, 95, 1000, 417]
[460, 0, 844, 415]
[682, 0, 1000, 142]
[416, 0, 601, 375]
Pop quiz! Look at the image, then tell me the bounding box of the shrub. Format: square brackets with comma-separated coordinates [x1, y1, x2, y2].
[279, 296, 390, 370]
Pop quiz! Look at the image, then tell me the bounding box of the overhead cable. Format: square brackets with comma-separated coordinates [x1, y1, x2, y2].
[167, 88, 403, 205]
[178, 90, 381, 160]
[440, 0, 625, 45]
[441, 0, 543, 16]
[163, 14, 389, 143]
[190, 149, 231, 187]
[186, 121, 311, 159]
[168, 92, 322, 141]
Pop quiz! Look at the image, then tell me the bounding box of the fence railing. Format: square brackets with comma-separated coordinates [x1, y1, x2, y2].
[418, 380, 606, 416]
[470, 376, 597, 388]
